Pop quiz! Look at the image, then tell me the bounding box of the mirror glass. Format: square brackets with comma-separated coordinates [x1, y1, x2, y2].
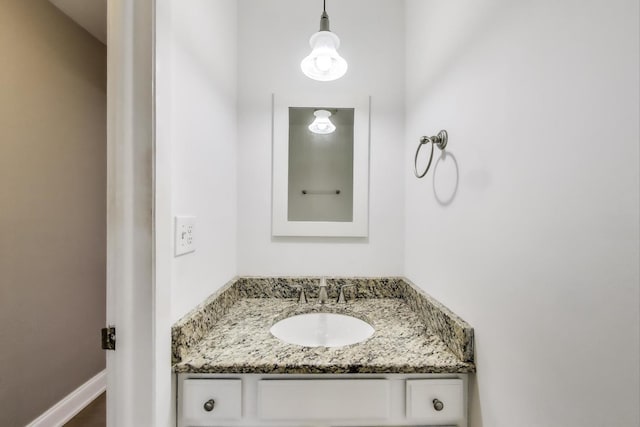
[272, 94, 369, 237]
[288, 107, 354, 222]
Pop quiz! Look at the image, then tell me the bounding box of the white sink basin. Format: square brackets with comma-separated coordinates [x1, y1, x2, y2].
[270, 313, 374, 348]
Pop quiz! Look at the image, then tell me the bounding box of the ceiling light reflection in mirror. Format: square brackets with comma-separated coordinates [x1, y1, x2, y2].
[308, 109, 336, 134]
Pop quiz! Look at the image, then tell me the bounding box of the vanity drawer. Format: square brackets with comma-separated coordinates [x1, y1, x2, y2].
[181, 379, 242, 425]
[258, 379, 390, 421]
[406, 379, 464, 423]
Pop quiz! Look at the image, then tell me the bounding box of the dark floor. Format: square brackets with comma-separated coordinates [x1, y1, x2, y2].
[64, 393, 106, 427]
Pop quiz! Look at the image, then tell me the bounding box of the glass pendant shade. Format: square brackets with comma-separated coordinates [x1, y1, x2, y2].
[300, 31, 348, 81]
[308, 110, 336, 134]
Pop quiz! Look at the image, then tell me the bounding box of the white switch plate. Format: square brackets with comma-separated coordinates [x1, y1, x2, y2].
[175, 216, 195, 256]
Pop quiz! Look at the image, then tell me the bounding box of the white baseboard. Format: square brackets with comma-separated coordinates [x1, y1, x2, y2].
[27, 370, 106, 427]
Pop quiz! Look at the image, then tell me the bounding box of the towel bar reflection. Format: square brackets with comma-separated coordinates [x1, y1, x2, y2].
[414, 130, 448, 178]
[302, 189, 341, 195]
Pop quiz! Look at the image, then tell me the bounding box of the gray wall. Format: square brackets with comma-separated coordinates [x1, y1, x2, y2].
[288, 108, 354, 222]
[0, 0, 106, 425]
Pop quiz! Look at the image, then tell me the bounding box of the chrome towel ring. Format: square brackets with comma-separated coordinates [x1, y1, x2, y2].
[414, 130, 448, 178]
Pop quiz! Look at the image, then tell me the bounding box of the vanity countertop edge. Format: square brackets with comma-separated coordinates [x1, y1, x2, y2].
[171, 276, 475, 374]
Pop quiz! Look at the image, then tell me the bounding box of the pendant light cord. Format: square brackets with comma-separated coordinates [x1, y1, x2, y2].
[319, 0, 330, 31]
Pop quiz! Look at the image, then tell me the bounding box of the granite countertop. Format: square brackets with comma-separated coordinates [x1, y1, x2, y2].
[172, 277, 475, 374]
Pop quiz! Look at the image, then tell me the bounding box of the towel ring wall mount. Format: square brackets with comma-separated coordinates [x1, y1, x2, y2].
[414, 130, 448, 178]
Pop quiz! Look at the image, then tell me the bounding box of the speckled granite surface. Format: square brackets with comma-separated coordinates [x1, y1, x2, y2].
[171, 277, 242, 365]
[399, 278, 474, 363]
[172, 277, 475, 374]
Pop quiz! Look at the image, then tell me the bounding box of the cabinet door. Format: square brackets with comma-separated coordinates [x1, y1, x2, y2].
[406, 379, 464, 424]
[182, 379, 242, 425]
[258, 379, 390, 421]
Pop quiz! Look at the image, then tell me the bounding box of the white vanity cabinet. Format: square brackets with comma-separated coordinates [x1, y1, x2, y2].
[177, 373, 468, 427]
[258, 379, 390, 421]
[181, 379, 243, 425]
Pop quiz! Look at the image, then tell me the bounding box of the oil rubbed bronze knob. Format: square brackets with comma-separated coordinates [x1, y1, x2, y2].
[433, 398, 444, 411]
[203, 399, 215, 412]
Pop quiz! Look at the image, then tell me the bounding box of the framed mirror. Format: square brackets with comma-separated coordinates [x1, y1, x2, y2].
[272, 94, 370, 237]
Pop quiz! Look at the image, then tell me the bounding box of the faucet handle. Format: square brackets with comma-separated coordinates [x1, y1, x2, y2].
[337, 284, 356, 304]
[292, 285, 307, 304]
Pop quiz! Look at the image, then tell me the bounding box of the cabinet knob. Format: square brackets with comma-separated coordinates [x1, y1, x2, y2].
[203, 399, 215, 412]
[433, 398, 444, 411]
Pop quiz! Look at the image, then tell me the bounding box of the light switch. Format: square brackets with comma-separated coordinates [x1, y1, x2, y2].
[175, 216, 195, 256]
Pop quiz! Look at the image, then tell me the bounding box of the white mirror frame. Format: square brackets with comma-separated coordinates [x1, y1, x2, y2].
[272, 93, 370, 237]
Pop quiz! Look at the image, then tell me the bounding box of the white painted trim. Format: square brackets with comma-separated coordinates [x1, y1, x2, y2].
[272, 93, 371, 237]
[26, 370, 106, 427]
[106, 0, 156, 425]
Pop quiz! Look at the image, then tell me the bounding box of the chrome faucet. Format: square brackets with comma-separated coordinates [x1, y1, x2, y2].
[337, 284, 355, 303]
[318, 277, 328, 304]
[292, 285, 307, 304]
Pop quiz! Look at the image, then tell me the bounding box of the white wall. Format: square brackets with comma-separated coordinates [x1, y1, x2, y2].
[169, 0, 238, 321]
[155, 0, 174, 424]
[237, 0, 405, 276]
[404, 1, 640, 426]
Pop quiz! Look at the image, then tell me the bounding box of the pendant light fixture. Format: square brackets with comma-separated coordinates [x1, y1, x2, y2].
[300, 0, 348, 82]
[308, 110, 336, 134]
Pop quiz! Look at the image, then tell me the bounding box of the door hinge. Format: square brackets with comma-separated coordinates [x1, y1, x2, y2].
[101, 326, 116, 350]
